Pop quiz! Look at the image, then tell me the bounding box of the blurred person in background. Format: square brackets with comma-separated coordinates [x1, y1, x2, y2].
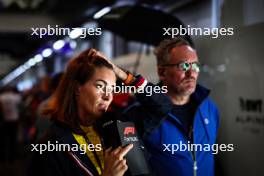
[35, 72, 64, 140]
[20, 76, 51, 143]
[0, 86, 22, 163]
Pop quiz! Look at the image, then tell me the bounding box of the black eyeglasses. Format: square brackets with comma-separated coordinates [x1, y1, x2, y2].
[162, 61, 201, 72]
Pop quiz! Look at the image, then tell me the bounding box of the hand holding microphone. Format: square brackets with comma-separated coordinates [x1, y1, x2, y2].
[102, 144, 133, 176]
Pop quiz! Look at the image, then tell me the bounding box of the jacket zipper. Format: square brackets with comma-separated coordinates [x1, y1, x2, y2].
[168, 112, 198, 176]
[188, 130, 197, 176]
[182, 126, 197, 176]
[192, 151, 197, 176]
[191, 105, 202, 176]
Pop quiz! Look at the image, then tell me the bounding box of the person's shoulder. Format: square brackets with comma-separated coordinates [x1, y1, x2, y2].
[205, 97, 218, 109]
[121, 101, 152, 123]
[123, 101, 147, 116]
[201, 98, 220, 126]
[38, 121, 67, 143]
[37, 123, 56, 143]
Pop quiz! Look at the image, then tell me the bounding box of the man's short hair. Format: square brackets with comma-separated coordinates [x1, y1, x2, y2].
[154, 37, 192, 66]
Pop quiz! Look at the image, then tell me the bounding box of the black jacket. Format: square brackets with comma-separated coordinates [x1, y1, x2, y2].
[28, 121, 100, 176]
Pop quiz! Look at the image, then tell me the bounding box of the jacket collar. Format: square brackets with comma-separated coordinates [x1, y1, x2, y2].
[191, 84, 210, 105]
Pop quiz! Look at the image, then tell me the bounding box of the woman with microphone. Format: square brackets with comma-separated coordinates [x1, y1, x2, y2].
[28, 48, 133, 176]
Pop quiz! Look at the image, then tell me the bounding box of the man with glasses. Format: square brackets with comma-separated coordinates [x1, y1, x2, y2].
[121, 37, 220, 176]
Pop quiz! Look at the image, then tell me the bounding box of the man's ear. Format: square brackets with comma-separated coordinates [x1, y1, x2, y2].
[158, 66, 166, 80]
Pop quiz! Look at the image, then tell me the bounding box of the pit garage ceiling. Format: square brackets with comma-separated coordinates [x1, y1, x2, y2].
[0, 0, 200, 78]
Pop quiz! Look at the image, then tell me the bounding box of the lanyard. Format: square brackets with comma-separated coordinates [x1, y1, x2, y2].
[81, 130, 103, 174]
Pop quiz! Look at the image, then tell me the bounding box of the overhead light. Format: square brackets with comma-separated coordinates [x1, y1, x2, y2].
[69, 40, 77, 49]
[69, 28, 83, 39]
[22, 64, 30, 70]
[17, 80, 34, 91]
[42, 48, 53, 58]
[2, 75, 12, 85]
[34, 54, 43, 62]
[83, 22, 98, 28]
[93, 7, 111, 19]
[13, 66, 25, 77]
[28, 58, 36, 66]
[53, 40, 65, 50]
[1, 49, 50, 86]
